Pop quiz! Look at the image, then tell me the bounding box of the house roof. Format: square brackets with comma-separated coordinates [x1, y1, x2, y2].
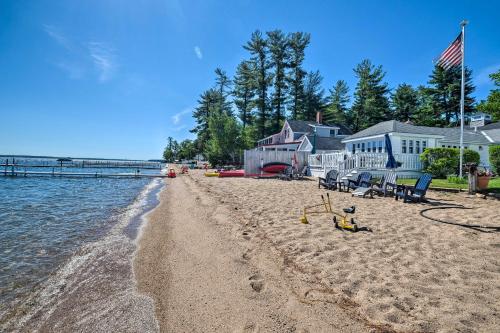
[343, 120, 492, 144]
[286, 120, 352, 135]
[305, 135, 345, 151]
[287, 120, 318, 133]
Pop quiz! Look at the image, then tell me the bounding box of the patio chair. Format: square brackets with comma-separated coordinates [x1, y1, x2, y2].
[346, 172, 372, 192]
[318, 169, 339, 190]
[278, 166, 293, 181]
[371, 172, 398, 197]
[292, 165, 308, 180]
[395, 173, 432, 203]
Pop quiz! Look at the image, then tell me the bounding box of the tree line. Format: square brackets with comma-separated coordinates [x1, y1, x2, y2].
[164, 29, 499, 165]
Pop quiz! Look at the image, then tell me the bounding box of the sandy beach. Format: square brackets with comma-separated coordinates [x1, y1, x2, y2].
[135, 170, 500, 332]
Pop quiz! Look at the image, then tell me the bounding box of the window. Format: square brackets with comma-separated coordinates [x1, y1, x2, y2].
[357, 143, 360, 150]
[352, 144, 356, 154]
[330, 129, 336, 137]
[479, 146, 483, 151]
[422, 140, 427, 151]
[378, 141, 383, 153]
[409, 140, 414, 154]
[367, 142, 371, 152]
[416, 140, 420, 154]
[402, 140, 407, 154]
[361, 143, 365, 152]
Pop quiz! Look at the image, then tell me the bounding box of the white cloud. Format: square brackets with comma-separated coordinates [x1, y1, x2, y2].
[475, 63, 500, 86]
[194, 46, 203, 60]
[88, 42, 117, 82]
[171, 108, 192, 125]
[43, 24, 72, 50]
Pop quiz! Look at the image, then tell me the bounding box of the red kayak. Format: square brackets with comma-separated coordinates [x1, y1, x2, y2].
[260, 162, 291, 173]
[218, 169, 245, 177]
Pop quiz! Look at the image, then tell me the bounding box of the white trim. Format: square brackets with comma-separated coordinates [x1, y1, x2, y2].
[342, 134, 386, 143]
[297, 136, 311, 152]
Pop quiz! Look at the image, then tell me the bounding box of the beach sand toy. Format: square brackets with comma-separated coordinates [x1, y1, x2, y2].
[167, 169, 177, 178]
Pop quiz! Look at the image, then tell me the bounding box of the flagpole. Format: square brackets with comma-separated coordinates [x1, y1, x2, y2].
[459, 20, 468, 178]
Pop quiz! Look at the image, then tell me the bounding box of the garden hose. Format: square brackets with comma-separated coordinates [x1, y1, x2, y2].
[419, 205, 500, 233]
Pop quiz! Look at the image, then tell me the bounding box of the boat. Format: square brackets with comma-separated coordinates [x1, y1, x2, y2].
[218, 169, 245, 177]
[204, 172, 220, 177]
[260, 162, 291, 173]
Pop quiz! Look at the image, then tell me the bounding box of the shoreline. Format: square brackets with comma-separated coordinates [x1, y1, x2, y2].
[1, 178, 163, 332]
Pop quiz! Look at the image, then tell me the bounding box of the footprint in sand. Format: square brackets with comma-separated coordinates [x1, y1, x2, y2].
[248, 274, 265, 292]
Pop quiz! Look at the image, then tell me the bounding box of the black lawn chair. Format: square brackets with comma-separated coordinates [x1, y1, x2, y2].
[395, 173, 432, 203]
[318, 169, 339, 190]
[371, 172, 398, 197]
[346, 172, 372, 191]
[293, 165, 308, 180]
[278, 166, 293, 181]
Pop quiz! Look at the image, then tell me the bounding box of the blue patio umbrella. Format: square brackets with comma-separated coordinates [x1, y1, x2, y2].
[385, 133, 398, 169]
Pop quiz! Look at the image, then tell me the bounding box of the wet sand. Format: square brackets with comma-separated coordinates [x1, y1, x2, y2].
[136, 170, 500, 332]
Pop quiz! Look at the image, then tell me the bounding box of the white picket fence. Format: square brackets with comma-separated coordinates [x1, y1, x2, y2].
[244, 150, 309, 175]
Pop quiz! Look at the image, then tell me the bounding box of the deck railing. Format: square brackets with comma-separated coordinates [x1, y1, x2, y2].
[309, 152, 422, 172]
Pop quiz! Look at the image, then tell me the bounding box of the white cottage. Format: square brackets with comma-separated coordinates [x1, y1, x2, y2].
[256, 112, 352, 153]
[341, 120, 498, 167]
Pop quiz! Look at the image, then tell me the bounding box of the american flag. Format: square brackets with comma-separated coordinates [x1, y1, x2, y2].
[435, 33, 463, 70]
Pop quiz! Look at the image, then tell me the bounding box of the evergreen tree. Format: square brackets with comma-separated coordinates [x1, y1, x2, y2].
[190, 89, 221, 153]
[267, 29, 290, 133]
[427, 65, 475, 126]
[413, 86, 438, 126]
[214, 67, 232, 98]
[324, 80, 349, 125]
[287, 32, 310, 120]
[163, 137, 178, 162]
[233, 60, 256, 128]
[303, 71, 326, 121]
[244, 30, 271, 138]
[391, 83, 419, 122]
[477, 69, 500, 121]
[206, 110, 241, 166]
[351, 59, 391, 132]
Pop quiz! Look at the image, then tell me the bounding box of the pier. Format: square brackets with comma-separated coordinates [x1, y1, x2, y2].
[1, 169, 168, 178]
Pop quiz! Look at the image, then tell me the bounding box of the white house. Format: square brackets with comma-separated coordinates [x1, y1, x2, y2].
[256, 111, 352, 153]
[341, 120, 498, 166]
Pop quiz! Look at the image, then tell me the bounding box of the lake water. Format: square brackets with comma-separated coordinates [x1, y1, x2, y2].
[0, 159, 164, 325]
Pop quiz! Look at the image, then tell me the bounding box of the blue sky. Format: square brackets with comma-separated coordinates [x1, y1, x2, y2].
[0, 0, 499, 160]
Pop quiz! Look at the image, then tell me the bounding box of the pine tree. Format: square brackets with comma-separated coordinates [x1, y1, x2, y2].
[244, 30, 271, 138]
[427, 65, 475, 126]
[163, 137, 178, 162]
[324, 80, 349, 125]
[351, 59, 390, 132]
[206, 110, 241, 166]
[287, 32, 310, 120]
[413, 86, 438, 126]
[267, 29, 290, 133]
[391, 83, 419, 122]
[303, 71, 326, 121]
[190, 89, 221, 153]
[233, 60, 256, 128]
[476, 69, 500, 121]
[214, 67, 232, 98]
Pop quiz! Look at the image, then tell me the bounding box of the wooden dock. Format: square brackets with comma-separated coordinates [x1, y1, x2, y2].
[1, 170, 168, 178]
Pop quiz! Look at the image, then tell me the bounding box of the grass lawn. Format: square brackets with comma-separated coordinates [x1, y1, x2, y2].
[398, 176, 500, 192]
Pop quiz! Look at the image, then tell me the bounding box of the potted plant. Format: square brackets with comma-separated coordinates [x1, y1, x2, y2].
[476, 167, 493, 190]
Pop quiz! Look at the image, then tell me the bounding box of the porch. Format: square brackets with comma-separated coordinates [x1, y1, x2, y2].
[308, 152, 423, 179]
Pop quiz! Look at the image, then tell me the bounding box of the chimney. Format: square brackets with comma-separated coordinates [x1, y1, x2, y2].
[316, 111, 323, 124]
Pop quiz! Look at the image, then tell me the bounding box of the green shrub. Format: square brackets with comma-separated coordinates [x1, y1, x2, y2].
[490, 145, 500, 174]
[446, 175, 467, 184]
[420, 148, 480, 178]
